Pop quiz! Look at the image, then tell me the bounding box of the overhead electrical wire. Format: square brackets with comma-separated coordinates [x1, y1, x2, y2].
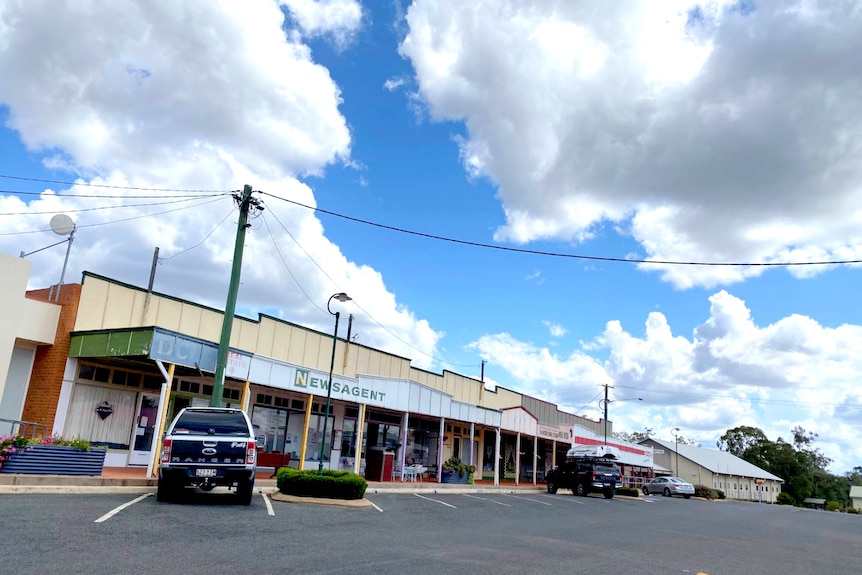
[0, 194, 226, 216]
[260, 212, 326, 315]
[0, 173, 227, 193]
[612, 383, 862, 410]
[261, 191, 862, 268]
[263, 204, 478, 369]
[0, 195, 229, 236]
[160, 207, 237, 262]
[1, 188, 229, 199]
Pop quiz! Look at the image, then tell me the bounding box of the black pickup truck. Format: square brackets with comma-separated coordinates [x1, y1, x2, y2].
[544, 456, 623, 499]
[157, 407, 257, 504]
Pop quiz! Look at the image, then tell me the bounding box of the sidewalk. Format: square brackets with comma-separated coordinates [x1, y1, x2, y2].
[0, 467, 545, 495]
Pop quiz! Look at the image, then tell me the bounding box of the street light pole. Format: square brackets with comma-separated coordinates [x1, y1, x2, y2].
[318, 292, 352, 474]
[672, 427, 680, 476]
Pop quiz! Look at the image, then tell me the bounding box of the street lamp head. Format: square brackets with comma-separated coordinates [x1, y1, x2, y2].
[327, 292, 352, 315]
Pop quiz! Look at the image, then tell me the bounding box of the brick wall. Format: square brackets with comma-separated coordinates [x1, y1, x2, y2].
[20, 283, 83, 436]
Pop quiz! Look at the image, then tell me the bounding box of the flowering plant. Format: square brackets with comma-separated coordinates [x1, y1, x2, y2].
[0, 434, 95, 469]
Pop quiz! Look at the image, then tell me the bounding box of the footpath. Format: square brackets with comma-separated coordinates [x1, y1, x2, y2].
[0, 466, 545, 496]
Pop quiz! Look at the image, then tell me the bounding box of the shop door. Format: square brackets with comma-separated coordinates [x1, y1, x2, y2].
[129, 393, 160, 466]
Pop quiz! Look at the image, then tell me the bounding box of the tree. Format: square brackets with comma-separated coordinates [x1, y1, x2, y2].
[717, 426, 768, 457]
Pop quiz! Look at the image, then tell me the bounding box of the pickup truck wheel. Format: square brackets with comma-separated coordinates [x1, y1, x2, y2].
[546, 481, 558, 494]
[156, 477, 177, 503]
[575, 483, 587, 497]
[236, 479, 254, 505]
[603, 488, 615, 499]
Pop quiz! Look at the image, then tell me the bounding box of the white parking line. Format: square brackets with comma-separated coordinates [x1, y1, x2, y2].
[413, 493, 457, 508]
[366, 499, 384, 512]
[94, 493, 152, 523]
[262, 493, 275, 516]
[551, 496, 584, 505]
[642, 497, 655, 503]
[462, 494, 511, 506]
[502, 494, 552, 506]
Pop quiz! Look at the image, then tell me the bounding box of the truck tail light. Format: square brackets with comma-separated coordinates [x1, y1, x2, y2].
[246, 441, 257, 465]
[160, 438, 172, 463]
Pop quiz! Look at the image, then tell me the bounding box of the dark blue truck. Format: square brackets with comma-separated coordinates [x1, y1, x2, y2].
[157, 407, 257, 504]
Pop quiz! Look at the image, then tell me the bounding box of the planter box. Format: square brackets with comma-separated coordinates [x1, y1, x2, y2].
[0, 445, 107, 476]
[441, 470, 470, 484]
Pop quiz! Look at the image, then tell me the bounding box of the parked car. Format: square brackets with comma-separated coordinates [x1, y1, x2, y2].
[643, 476, 694, 498]
[158, 407, 257, 504]
[545, 456, 623, 499]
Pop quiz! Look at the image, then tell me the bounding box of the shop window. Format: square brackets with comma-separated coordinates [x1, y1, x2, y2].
[257, 394, 273, 405]
[179, 381, 200, 394]
[142, 374, 161, 390]
[453, 437, 461, 460]
[224, 388, 241, 401]
[78, 364, 95, 380]
[203, 384, 213, 396]
[341, 419, 357, 458]
[274, 396, 290, 408]
[251, 405, 288, 453]
[64, 383, 136, 449]
[344, 406, 358, 418]
[93, 367, 110, 383]
[112, 371, 129, 386]
[292, 399, 306, 411]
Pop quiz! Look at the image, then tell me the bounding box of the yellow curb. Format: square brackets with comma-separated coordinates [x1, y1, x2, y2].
[269, 491, 372, 508]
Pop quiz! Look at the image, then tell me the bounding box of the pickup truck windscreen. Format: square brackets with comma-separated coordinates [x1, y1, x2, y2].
[171, 411, 250, 435]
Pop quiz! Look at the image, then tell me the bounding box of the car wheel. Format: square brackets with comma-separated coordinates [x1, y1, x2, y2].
[663, 487, 671, 497]
[575, 483, 587, 497]
[642, 486, 649, 496]
[684, 494, 691, 499]
[156, 477, 177, 503]
[236, 478, 254, 505]
[546, 481, 558, 494]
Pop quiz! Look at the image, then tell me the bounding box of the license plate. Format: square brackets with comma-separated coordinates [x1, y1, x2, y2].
[195, 469, 217, 477]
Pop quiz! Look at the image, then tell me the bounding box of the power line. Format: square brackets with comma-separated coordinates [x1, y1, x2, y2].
[160, 207, 237, 262]
[613, 383, 862, 410]
[263, 203, 477, 369]
[262, 191, 862, 268]
[0, 195, 229, 236]
[0, 194, 226, 216]
[0, 173, 227, 193]
[1, 188, 229, 199]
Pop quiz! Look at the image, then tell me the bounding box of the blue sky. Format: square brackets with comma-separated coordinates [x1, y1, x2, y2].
[1, 0, 861, 473]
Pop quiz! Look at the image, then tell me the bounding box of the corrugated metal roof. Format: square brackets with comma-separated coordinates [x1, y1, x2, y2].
[645, 438, 784, 482]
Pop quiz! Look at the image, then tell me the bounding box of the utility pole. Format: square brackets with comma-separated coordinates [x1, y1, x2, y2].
[211, 185, 263, 407]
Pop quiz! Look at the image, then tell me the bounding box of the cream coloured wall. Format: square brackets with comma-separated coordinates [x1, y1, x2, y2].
[479, 385, 523, 410]
[0, 253, 60, 416]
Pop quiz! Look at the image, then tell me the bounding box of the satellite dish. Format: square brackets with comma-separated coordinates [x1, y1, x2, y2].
[50, 214, 75, 236]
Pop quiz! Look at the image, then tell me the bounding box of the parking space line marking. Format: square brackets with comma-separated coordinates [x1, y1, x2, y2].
[95, 493, 152, 523]
[502, 494, 552, 506]
[413, 493, 457, 508]
[462, 494, 511, 506]
[366, 499, 384, 512]
[552, 496, 584, 505]
[642, 498, 655, 503]
[262, 493, 275, 516]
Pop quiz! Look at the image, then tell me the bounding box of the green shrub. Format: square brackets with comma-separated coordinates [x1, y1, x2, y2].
[276, 467, 367, 500]
[846, 506, 860, 514]
[776, 492, 795, 505]
[826, 500, 843, 512]
[694, 484, 718, 500]
[442, 457, 475, 478]
[715, 489, 726, 500]
[616, 487, 640, 497]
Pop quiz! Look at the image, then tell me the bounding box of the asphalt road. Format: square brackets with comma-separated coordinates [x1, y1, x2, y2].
[1, 490, 860, 575]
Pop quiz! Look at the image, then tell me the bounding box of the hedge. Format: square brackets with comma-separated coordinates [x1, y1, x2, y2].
[276, 467, 367, 500]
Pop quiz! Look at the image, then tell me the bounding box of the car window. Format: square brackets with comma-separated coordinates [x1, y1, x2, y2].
[172, 410, 250, 435]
